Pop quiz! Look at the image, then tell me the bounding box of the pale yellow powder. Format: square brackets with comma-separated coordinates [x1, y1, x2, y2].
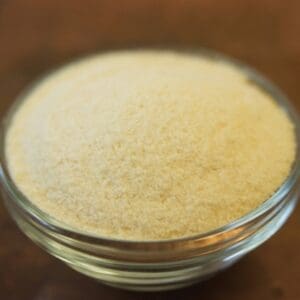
[5, 50, 296, 240]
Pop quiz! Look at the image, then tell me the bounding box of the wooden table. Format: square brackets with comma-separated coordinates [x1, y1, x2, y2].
[0, 1, 299, 299]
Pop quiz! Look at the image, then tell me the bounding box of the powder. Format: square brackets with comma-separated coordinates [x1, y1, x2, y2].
[5, 50, 296, 240]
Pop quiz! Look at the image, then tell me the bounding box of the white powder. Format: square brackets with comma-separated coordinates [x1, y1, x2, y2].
[5, 50, 296, 240]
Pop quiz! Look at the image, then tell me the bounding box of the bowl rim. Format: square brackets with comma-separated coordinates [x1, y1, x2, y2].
[1, 46, 299, 246]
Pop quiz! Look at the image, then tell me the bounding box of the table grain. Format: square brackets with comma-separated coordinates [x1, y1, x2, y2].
[0, 1, 300, 299]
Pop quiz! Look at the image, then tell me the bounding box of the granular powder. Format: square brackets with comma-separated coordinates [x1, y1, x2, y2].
[5, 50, 296, 240]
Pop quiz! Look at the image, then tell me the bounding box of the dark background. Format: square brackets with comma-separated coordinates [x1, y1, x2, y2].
[0, 1, 300, 299]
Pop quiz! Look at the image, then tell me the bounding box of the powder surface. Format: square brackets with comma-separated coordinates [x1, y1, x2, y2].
[5, 50, 296, 240]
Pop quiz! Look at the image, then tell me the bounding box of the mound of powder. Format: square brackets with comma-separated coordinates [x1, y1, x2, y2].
[5, 50, 296, 240]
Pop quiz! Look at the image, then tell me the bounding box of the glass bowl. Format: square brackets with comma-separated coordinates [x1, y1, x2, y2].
[1, 48, 299, 292]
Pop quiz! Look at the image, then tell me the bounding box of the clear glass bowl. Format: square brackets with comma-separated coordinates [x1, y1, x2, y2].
[1, 48, 299, 292]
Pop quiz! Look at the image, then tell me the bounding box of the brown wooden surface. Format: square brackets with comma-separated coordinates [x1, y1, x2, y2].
[0, 1, 300, 299]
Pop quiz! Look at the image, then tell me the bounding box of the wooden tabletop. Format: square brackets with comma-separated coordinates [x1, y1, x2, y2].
[0, 1, 300, 299]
